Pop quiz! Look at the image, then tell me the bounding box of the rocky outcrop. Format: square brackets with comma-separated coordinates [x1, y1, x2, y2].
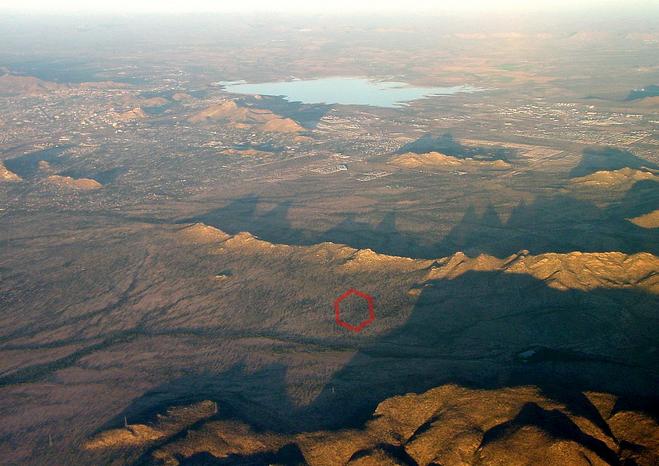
[45, 175, 102, 190]
[0, 161, 21, 181]
[629, 210, 659, 228]
[116, 107, 148, 121]
[390, 151, 511, 170]
[84, 400, 217, 450]
[86, 385, 659, 466]
[188, 100, 249, 122]
[262, 117, 304, 133]
[177, 223, 659, 294]
[427, 250, 659, 293]
[188, 100, 303, 132]
[176, 223, 231, 244]
[570, 167, 658, 190]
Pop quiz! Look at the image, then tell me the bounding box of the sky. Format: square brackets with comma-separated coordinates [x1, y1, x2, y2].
[0, 0, 653, 14]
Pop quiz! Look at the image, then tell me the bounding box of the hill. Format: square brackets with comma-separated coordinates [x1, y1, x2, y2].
[633, 96, 659, 108]
[629, 210, 659, 229]
[396, 134, 514, 162]
[45, 175, 103, 190]
[189, 100, 304, 132]
[0, 73, 65, 96]
[85, 384, 659, 466]
[0, 161, 21, 181]
[569, 148, 658, 178]
[116, 107, 148, 122]
[570, 167, 658, 190]
[177, 223, 659, 293]
[391, 151, 511, 170]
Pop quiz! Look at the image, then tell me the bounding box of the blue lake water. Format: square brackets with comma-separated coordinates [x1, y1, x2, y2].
[220, 77, 478, 108]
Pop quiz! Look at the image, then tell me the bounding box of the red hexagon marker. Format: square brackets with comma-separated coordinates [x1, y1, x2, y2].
[334, 288, 375, 333]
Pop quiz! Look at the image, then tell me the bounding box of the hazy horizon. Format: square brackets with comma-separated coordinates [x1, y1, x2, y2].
[1, 0, 658, 15]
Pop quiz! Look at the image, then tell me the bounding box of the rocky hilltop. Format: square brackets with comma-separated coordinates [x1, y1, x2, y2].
[45, 175, 103, 190]
[628, 210, 659, 229]
[0, 73, 65, 96]
[570, 167, 658, 190]
[179, 223, 659, 294]
[0, 161, 21, 181]
[390, 151, 511, 170]
[85, 383, 659, 466]
[426, 249, 659, 293]
[188, 100, 304, 132]
[116, 107, 148, 122]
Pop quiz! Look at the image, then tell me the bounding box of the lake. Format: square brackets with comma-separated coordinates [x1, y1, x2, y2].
[220, 77, 479, 108]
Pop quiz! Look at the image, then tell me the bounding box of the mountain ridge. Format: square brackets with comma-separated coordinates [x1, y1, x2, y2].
[390, 151, 511, 170]
[177, 223, 659, 294]
[84, 384, 659, 466]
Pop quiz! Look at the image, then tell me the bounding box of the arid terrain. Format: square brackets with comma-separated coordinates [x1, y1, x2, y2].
[1, 10, 658, 466]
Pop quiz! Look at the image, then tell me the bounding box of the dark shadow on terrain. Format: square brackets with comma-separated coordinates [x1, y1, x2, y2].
[184, 178, 659, 258]
[569, 147, 658, 178]
[317, 211, 421, 255]
[299, 272, 659, 432]
[115, 364, 309, 465]
[142, 104, 173, 116]
[181, 444, 306, 466]
[348, 444, 418, 466]
[397, 133, 516, 162]
[6, 59, 145, 84]
[3, 144, 126, 185]
[232, 142, 285, 153]
[57, 167, 127, 184]
[608, 179, 659, 218]
[243, 95, 332, 129]
[3, 146, 69, 178]
[440, 188, 659, 256]
[121, 273, 659, 444]
[181, 197, 427, 256]
[625, 84, 659, 101]
[104, 363, 299, 435]
[480, 402, 619, 465]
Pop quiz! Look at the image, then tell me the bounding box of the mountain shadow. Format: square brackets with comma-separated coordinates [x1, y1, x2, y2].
[182, 196, 301, 246]
[104, 363, 298, 435]
[625, 84, 659, 101]
[115, 273, 659, 440]
[439, 190, 659, 256]
[243, 95, 332, 129]
[182, 145, 659, 259]
[569, 147, 659, 178]
[186, 182, 659, 259]
[608, 179, 659, 219]
[3, 145, 69, 178]
[480, 402, 620, 465]
[317, 211, 424, 257]
[396, 133, 516, 162]
[57, 166, 127, 184]
[180, 444, 306, 466]
[183, 199, 434, 258]
[299, 271, 659, 432]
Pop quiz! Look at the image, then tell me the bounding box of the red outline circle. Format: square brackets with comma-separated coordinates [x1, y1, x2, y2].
[334, 288, 375, 333]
